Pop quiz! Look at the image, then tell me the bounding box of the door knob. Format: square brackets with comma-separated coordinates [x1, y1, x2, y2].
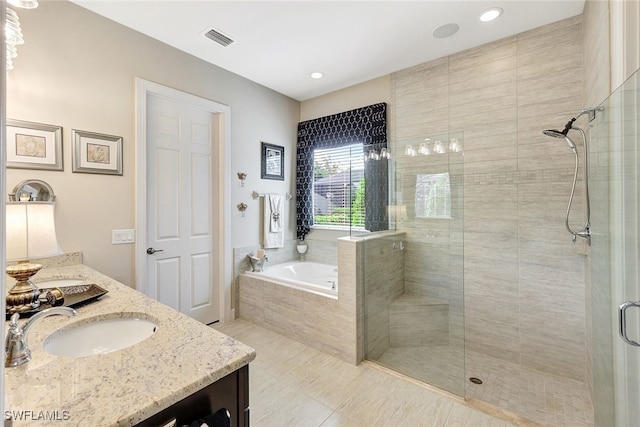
[146, 247, 164, 255]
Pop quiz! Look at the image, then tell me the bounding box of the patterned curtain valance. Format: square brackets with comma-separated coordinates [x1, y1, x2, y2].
[296, 102, 388, 240]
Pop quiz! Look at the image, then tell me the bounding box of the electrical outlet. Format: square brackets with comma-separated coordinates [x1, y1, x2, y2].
[112, 229, 135, 245]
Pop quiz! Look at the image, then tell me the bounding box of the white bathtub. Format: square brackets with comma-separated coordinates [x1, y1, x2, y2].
[242, 261, 338, 298]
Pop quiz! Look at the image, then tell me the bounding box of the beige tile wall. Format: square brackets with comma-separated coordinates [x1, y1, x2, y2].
[390, 14, 588, 396]
[361, 233, 405, 359]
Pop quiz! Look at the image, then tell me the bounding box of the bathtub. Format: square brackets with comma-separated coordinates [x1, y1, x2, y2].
[242, 260, 338, 298]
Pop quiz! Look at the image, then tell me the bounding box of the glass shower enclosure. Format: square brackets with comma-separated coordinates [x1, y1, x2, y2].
[363, 132, 465, 396]
[590, 68, 640, 426]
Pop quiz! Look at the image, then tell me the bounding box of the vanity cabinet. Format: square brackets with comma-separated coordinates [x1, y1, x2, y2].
[136, 365, 249, 427]
[5, 263, 256, 427]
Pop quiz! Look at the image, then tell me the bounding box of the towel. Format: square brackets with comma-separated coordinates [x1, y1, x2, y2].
[269, 194, 282, 232]
[263, 194, 284, 248]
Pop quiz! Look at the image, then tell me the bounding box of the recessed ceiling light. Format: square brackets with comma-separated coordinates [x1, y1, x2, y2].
[432, 23, 460, 39]
[480, 7, 503, 22]
[310, 72, 324, 79]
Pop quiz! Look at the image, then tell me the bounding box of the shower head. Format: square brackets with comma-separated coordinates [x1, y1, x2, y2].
[544, 116, 575, 137]
[542, 129, 578, 152]
[543, 129, 567, 138]
[543, 109, 599, 145]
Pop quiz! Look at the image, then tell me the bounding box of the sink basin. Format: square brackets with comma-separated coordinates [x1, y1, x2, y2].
[44, 316, 157, 357]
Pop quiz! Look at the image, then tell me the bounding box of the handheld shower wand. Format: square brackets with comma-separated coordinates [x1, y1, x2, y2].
[543, 110, 594, 244]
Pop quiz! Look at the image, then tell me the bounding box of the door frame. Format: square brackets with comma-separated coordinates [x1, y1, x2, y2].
[134, 78, 232, 322]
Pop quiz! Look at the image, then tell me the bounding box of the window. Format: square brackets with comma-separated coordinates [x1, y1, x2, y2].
[312, 143, 365, 229]
[415, 172, 451, 218]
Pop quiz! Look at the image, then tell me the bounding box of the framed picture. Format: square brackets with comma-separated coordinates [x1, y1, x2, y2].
[6, 119, 63, 171]
[72, 129, 123, 175]
[261, 142, 284, 181]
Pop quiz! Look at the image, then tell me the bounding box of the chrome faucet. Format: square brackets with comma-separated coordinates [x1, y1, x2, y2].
[5, 306, 77, 367]
[247, 254, 267, 272]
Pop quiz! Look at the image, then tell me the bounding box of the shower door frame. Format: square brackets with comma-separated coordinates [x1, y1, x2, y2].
[591, 69, 640, 427]
[610, 75, 640, 427]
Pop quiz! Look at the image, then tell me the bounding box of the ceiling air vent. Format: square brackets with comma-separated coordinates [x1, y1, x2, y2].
[203, 27, 235, 47]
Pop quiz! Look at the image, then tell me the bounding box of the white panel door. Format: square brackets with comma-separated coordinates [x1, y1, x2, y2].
[146, 94, 218, 324]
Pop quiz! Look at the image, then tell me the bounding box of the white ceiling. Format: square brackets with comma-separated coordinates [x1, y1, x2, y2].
[71, 0, 585, 101]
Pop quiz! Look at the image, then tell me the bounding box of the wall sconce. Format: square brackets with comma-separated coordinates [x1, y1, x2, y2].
[365, 147, 391, 161]
[404, 144, 417, 157]
[449, 138, 462, 153]
[364, 147, 391, 161]
[405, 137, 463, 157]
[237, 172, 247, 187]
[433, 140, 447, 154]
[237, 202, 247, 217]
[6, 201, 62, 313]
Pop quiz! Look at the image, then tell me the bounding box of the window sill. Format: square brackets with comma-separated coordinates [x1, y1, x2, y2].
[311, 225, 356, 232]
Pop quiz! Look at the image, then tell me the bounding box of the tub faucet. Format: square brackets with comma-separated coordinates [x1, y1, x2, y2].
[247, 254, 267, 272]
[5, 306, 77, 367]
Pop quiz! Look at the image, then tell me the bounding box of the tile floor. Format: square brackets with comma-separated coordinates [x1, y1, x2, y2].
[374, 345, 594, 427]
[214, 319, 522, 427]
[376, 343, 465, 396]
[465, 351, 594, 427]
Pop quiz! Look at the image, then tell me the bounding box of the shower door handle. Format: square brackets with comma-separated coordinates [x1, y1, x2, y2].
[619, 301, 640, 346]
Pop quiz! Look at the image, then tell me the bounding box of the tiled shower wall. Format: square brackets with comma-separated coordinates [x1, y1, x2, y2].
[390, 15, 587, 387]
[362, 233, 406, 360]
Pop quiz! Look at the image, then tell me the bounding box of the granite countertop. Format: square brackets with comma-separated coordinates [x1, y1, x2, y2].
[4, 262, 256, 426]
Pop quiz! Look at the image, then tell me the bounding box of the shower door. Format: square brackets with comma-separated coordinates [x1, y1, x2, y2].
[363, 132, 465, 396]
[591, 69, 640, 426]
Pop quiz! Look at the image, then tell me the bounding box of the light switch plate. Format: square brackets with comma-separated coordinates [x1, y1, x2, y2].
[112, 229, 135, 245]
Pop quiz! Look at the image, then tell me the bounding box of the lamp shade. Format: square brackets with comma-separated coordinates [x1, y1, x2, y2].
[6, 202, 62, 261]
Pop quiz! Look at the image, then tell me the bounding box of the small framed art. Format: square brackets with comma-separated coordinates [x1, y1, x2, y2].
[72, 129, 123, 175]
[6, 119, 63, 171]
[261, 142, 284, 181]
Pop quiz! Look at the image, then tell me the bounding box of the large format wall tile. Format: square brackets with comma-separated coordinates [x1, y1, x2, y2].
[389, 14, 588, 421]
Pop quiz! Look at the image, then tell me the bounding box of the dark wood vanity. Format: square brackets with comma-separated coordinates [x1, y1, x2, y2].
[137, 366, 249, 427]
